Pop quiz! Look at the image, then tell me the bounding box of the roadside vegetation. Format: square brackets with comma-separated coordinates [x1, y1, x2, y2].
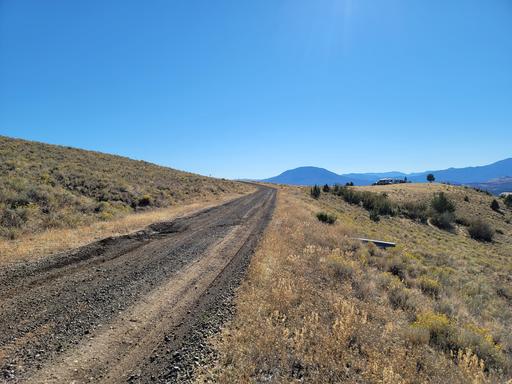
[313, 183, 499, 241]
[0, 136, 250, 241]
[316, 211, 337, 224]
[200, 183, 512, 383]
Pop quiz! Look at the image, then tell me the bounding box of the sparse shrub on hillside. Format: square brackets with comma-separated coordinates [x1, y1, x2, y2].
[334, 186, 361, 204]
[455, 216, 471, 227]
[316, 211, 336, 224]
[310, 185, 321, 199]
[430, 192, 456, 230]
[322, 184, 330, 192]
[333, 187, 396, 217]
[468, 219, 494, 242]
[504, 195, 512, 208]
[361, 193, 395, 216]
[490, 199, 500, 212]
[387, 257, 407, 280]
[431, 192, 455, 214]
[473, 187, 492, 196]
[400, 201, 428, 223]
[138, 194, 152, 207]
[427, 173, 435, 183]
[431, 211, 456, 230]
[369, 210, 380, 222]
[464, 195, 470, 202]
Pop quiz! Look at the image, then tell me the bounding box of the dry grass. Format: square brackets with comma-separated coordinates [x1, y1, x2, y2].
[0, 135, 251, 239]
[197, 185, 509, 383]
[0, 192, 246, 266]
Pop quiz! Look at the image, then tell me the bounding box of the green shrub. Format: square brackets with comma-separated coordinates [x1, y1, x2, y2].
[455, 216, 471, 226]
[335, 187, 396, 217]
[361, 193, 395, 216]
[491, 199, 500, 212]
[0, 207, 28, 228]
[316, 211, 336, 224]
[387, 257, 407, 279]
[468, 219, 494, 242]
[400, 201, 428, 222]
[504, 194, 512, 208]
[369, 210, 380, 222]
[431, 192, 455, 214]
[310, 185, 321, 199]
[431, 211, 455, 230]
[138, 194, 152, 207]
[322, 184, 330, 192]
[334, 186, 361, 204]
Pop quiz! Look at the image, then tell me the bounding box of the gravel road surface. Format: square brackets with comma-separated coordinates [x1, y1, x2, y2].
[0, 186, 276, 383]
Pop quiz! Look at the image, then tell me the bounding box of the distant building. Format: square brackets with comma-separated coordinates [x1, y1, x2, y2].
[374, 178, 407, 186]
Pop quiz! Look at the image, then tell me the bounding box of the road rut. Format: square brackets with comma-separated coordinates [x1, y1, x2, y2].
[0, 186, 276, 383]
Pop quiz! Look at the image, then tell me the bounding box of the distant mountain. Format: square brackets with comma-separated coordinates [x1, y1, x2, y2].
[263, 167, 367, 186]
[466, 177, 512, 195]
[263, 158, 512, 192]
[406, 158, 512, 184]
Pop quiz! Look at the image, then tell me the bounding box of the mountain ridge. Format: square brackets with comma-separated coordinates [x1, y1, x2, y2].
[263, 158, 512, 192]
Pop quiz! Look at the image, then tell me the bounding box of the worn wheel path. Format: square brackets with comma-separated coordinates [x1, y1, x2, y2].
[0, 186, 276, 383]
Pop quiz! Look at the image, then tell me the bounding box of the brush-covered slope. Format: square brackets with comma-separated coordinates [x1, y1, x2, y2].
[201, 183, 512, 382]
[0, 136, 248, 239]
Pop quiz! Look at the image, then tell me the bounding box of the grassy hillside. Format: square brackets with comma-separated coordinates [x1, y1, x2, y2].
[0, 136, 249, 239]
[200, 183, 512, 383]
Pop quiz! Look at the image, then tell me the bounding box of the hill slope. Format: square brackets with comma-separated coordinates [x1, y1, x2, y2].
[263, 158, 512, 188]
[0, 136, 248, 239]
[466, 177, 512, 195]
[202, 183, 512, 382]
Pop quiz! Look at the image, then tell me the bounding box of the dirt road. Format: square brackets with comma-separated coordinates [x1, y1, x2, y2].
[0, 186, 276, 383]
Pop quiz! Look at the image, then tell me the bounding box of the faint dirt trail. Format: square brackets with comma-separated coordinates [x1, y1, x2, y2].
[0, 186, 276, 383]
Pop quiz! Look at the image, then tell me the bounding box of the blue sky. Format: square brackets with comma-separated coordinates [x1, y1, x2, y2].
[1, 0, 511, 179]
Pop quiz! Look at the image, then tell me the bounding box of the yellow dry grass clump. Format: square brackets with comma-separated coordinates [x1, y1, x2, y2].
[198, 186, 510, 383]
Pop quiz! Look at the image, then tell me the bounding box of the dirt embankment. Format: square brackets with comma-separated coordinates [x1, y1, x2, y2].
[0, 186, 276, 383]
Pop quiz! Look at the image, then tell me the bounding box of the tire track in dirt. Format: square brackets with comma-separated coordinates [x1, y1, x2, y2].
[0, 186, 276, 383]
